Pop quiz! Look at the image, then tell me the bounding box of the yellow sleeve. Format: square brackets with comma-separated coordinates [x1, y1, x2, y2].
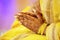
[40, 0, 60, 23]
[0, 25, 31, 40]
[53, 0, 60, 22]
[20, 34, 47, 40]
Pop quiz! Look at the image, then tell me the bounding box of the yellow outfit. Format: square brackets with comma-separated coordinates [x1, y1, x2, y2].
[0, 0, 60, 40]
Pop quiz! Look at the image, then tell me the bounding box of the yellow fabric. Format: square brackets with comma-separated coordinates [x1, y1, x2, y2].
[38, 23, 47, 35]
[11, 19, 20, 28]
[0, 26, 47, 40]
[46, 22, 60, 40]
[40, 0, 60, 23]
[55, 22, 60, 40]
[0, 25, 31, 40]
[53, 0, 60, 22]
[21, 34, 47, 40]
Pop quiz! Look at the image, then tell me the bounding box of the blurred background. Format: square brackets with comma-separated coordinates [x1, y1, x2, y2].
[0, 0, 36, 35]
[0, 0, 16, 35]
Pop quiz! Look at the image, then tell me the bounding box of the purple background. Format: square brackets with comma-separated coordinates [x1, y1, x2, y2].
[0, 0, 16, 32]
